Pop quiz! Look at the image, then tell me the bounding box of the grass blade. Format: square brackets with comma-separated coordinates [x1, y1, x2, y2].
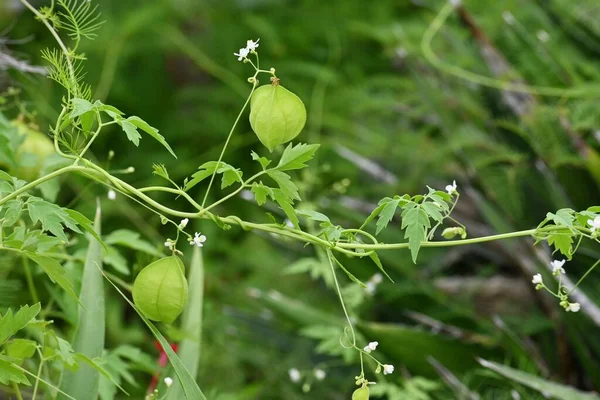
[103, 270, 207, 400]
[59, 202, 105, 400]
[165, 246, 204, 399]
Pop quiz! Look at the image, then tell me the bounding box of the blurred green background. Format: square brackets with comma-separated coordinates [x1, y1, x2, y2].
[3, 0, 600, 398]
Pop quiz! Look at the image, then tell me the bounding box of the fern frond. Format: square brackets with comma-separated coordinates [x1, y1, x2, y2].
[57, 0, 104, 48]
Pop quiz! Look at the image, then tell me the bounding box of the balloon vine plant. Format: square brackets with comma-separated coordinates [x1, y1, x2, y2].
[2, 1, 600, 399]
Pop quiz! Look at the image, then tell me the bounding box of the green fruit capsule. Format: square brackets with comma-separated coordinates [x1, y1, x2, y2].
[132, 256, 188, 324]
[11, 122, 55, 181]
[249, 83, 307, 152]
[352, 386, 369, 400]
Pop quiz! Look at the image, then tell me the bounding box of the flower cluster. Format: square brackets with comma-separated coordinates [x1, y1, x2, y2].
[163, 219, 207, 252]
[532, 259, 580, 313]
[234, 39, 260, 61]
[362, 338, 394, 376]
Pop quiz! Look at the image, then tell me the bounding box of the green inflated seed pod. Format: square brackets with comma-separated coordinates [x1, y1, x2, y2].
[352, 386, 369, 400]
[249, 83, 307, 152]
[132, 255, 188, 324]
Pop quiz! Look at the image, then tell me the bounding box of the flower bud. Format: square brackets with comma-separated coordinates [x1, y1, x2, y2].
[442, 227, 467, 239]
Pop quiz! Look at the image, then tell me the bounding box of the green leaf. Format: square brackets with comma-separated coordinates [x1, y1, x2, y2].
[55, 336, 77, 367]
[183, 161, 241, 192]
[118, 120, 141, 146]
[24, 252, 79, 302]
[65, 208, 106, 250]
[71, 354, 127, 396]
[273, 190, 300, 229]
[296, 209, 330, 223]
[360, 198, 389, 230]
[401, 205, 430, 263]
[267, 170, 300, 202]
[0, 303, 41, 345]
[94, 101, 124, 118]
[275, 143, 320, 171]
[70, 98, 94, 119]
[376, 198, 400, 235]
[548, 232, 574, 259]
[422, 201, 443, 223]
[368, 251, 394, 283]
[250, 182, 272, 206]
[1, 199, 23, 227]
[0, 356, 30, 386]
[104, 274, 207, 400]
[549, 208, 576, 227]
[479, 359, 600, 400]
[104, 229, 162, 257]
[126, 116, 177, 159]
[6, 339, 37, 361]
[251, 151, 271, 169]
[104, 246, 129, 275]
[165, 246, 204, 399]
[27, 197, 81, 242]
[60, 205, 105, 400]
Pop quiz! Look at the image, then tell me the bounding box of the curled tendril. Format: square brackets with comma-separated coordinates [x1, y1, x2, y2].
[339, 326, 355, 349]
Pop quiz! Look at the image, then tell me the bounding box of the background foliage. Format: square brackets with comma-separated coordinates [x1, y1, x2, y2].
[2, 0, 600, 398]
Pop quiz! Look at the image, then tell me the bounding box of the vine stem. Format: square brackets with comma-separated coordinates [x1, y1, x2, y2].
[200, 83, 256, 208]
[327, 250, 356, 346]
[570, 258, 600, 293]
[0, 160, 577, 258]
[336, 229, 537, 250]
[22, 255, 39, 304]
[0, 165, 86, 206]
[12, 383, 24, 400]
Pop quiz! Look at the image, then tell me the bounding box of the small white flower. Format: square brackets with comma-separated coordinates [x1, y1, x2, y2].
[448, 0, 461, 7]
[188, 232, 207, 247]
[532, 274, 543, 285]
[234, 47, 250, 61]
[587, 216, 600, 233]
[566, 302, 580, 312]
[164, 240, 174, 250]
[246, 38, 260, 52]
[370, 273, 383, 285]
[364, 281, 377, 296]
[289, 368, 301, 383]
[179, 218, 189, 229]
[551, 259, 566, 275]
[536, 30, 550, 42]
[164, 377, 173, 388]
[445, 180, 457, 195]
[314, 369, 326, 381]
[107, 190, 116, 200]
[382, 364, 394, 375]
[363, 341, 378, 353]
